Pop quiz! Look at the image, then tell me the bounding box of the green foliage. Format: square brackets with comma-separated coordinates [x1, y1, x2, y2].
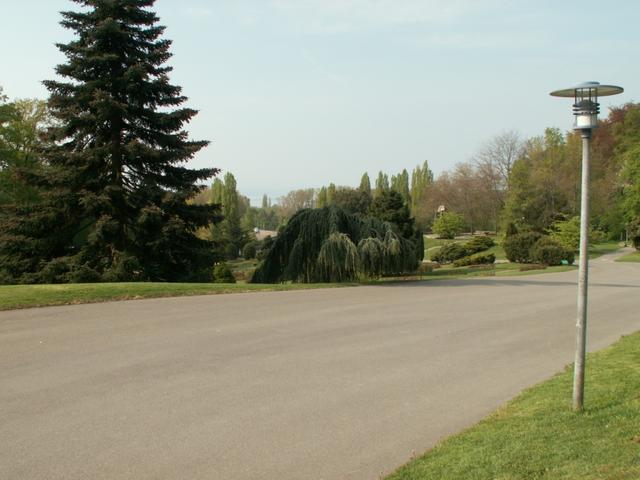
[505, 222, 518, 237]
[0, 1, 221, 283]
[357, 237, 384, 278]
[503, 231, 543, 263]
[256, 235, 274, 261]
[213, 263, 236, 283]
[251, 206, 419, 283]
[317, 233, 358, 282]
[219, 173, 247, 260]
[0, 96, 50, 206]
[431, 243, 468, 264]
[453, 252, 496, 267]
[432, 212, 465, 239]
[410, 160, 434, 230]
[242, 241, 258, 260]
[549, 216, 580, 251]
[369, 189, 424, 262]
[531, 237, 571, 266]
[332, 187, 371, 215]
[374, 171, 389, 197]
[464, 236, 495, 254]
[628, 217, 640, 250]
[390, 169, 411, 204]
[550, 216, 607, 252]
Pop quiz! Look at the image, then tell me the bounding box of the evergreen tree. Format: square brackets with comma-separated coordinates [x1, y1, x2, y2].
[251, 206, 419, 283]
[358, 172, 372, 211]
[0, 0, 221, 283]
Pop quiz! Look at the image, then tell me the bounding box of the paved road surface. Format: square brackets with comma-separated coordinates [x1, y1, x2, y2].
[2, 252, 639, 479]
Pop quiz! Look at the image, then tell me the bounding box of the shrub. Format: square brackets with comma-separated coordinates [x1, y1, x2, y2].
[550, 216, 607, 252]
[628, 217, 640, 251]
[464, 236, 495, 254]
[242, 241, 258, 260]
[432, 212, 465, 239]
[431, 242, 468, 263]
[503, 231, 543, 263]
[213, 263, 236, 283]
[256, 236, 274, 261]
[453, 252, 496, 267]
[68, 264, 101, 283]
[531, 237, 574, 266]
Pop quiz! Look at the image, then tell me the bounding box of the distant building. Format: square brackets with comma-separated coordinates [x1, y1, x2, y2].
[254, 228, 278, 242]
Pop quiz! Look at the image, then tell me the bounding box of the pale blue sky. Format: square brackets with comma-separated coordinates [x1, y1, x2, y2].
[1, 0, 637, 203]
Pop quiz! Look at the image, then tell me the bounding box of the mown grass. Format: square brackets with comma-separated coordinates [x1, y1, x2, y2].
[615, 251, 640, 263]
[414, 262, 574, 281]
[387, 331, 640, 480]
[0, 281, 352, 311]
[588, 241, 624, 259]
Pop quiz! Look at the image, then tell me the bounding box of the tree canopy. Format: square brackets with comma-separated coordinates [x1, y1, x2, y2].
[251, 206, 420, 283]
[0, 0, 220, 283]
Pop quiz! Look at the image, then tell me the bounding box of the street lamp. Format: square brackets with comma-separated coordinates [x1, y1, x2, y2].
[550, 81, 623, 411]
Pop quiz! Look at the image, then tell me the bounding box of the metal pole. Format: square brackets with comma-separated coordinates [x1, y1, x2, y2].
[573, 130, 591, 411]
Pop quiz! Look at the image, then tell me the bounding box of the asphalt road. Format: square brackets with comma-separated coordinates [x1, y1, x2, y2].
[2, 252, 639, 480]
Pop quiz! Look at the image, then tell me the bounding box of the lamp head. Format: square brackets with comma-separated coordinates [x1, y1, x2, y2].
[550, 81, 623, 131]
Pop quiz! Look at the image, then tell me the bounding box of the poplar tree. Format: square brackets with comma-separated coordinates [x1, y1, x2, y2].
[374, 171, 389, 197]
[1, 0, 221, 283]
[317, 186, 328, 208]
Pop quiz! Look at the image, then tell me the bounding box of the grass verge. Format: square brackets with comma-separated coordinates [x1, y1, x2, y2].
[387, 331, 640, 480]
[615, 251, 640, 263]
[0, 282, 352, 311]
[390, 263, 574, 282]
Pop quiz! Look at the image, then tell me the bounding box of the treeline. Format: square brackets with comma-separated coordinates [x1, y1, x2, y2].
[211, 105, 640, 248]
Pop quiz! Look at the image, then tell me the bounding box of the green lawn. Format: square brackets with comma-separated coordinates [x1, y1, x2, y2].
[0, 281, 351, 311]
[387, 331, 640, 480]
[414, 262, 574, 281]
[588, 241, 624, 259]
[615, 251, 640, 263]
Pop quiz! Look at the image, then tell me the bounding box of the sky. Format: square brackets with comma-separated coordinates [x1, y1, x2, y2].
[1, 0, 638, 204]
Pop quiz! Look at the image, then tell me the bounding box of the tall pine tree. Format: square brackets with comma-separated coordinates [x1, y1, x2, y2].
[1, 0, 221, 283]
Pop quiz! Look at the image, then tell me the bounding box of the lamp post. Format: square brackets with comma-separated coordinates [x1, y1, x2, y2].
[550, 81, 623, 411]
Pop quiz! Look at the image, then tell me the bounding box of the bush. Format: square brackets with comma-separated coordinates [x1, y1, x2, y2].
[256, 236, 274, 261]
[628, 217, 640, 251]
[550, 216, 607, 252]
[431, 243, 468, 263]
[464, 236, 495, 254]
[503, 232, 543, 263]
[213, 263, 236, 283]
[242, 241, 258, 260]
[432, 212, 465, 239]
[531, 237, 575, 266]
[68, 264, 101, 283]
[453, 252, 496, 267]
